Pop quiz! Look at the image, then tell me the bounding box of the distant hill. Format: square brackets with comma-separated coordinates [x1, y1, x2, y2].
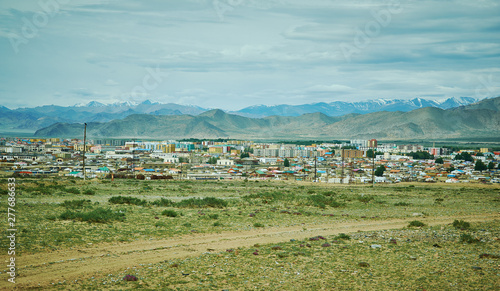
[0, 101, 206, 133]
[233, 97, 478, 117]
[34, 97, 500, 140]
[0, 97, 482, 133]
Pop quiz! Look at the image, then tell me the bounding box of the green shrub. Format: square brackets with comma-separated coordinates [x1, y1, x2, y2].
[213, 222, 223, 227]
[109, 196, 148, 206]
[394, 202, 411, 206]
[244, 191, 291, 201]
[208, 214, 219, 220]
[176, 197, 227, 208]
[335, 233, 351, 240]
[253, 223, 264, 228]
[453, 219, 470, 230]
[307, 194, 344, 208]
[322, 191, 336, 197]
[357, 195, 374, 203]
[162, 209, 179, 217]
[83, 188, 96, 195]
[460, 233, 479, 243]
[61, 199, 92, 208]
[66, 187, 81, 194]
[151, 198, 174, 207]
[155, 222, 167, 228]
[408, 220, 426, 227]
[60, 208, 125, 223]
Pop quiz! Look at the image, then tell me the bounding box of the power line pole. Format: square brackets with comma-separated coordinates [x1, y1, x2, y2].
[341, 148, 344, 184]
[314, 156, 317, 182]
[83, 123, 87, 181]
[372, 147, 375, 187]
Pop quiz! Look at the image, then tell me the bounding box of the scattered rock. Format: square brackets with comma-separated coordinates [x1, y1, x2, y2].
[371, 244, 382, 249]
[479, 253, 500, 259]
[409, 256, 417, 260]
[389, 239, 397, 244]
[290, 239, 296, 242]
[252, 250, 259, 255]
[433, 243, 442, 248]
[472, 266, 482, 270]
[123, 274, 138, 281]
[412, 213, 424, 216]
[358, 262, 370, 267]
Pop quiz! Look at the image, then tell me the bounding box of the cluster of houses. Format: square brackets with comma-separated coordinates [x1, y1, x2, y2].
[1, 137, 499, 184]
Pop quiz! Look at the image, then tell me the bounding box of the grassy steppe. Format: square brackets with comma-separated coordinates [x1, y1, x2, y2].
[0, 177, 498, 289]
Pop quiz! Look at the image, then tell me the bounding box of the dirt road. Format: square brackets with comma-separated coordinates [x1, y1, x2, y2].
[4, 213, 498, 289]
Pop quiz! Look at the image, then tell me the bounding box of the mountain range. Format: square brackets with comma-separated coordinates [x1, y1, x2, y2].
[33, 97, 500, 141]
[0, 97, 480, 133]
[233, 97, 478, 118]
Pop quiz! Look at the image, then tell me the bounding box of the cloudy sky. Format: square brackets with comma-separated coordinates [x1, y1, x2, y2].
[1, 0, 499, 110]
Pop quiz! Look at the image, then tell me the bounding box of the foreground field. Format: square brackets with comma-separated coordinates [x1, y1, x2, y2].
[0, 177, 499, 289]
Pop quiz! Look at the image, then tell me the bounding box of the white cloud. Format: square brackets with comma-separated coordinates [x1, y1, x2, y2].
[0, 0, 498, 109]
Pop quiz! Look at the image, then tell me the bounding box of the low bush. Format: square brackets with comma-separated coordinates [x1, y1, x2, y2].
[65, 187, 81, 194]
[408, 220, 426, 227]
[61, 199, 92, 208]
[162, 209, 179, 217]
[453, 219, 470, 230]
[253, 223, 264, 228]
[82, 188, 96, 195]
[460, 233, 479, 243]
[357, 195, 374, 203]
[151, 198, 174, 207]
[335, 233, 351, 240]
[394, 202, 411, 206]
[307, 194, 344, 208]
[109, 196, 148, 206]
[60, 208, 125, 223]
[176, 197, 227, 208]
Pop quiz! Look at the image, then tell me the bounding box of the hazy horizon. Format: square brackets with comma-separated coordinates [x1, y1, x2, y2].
[1, 0, 499, 110]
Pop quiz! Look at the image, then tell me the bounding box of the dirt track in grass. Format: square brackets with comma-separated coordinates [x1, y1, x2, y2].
[4, 213, 499, 289]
